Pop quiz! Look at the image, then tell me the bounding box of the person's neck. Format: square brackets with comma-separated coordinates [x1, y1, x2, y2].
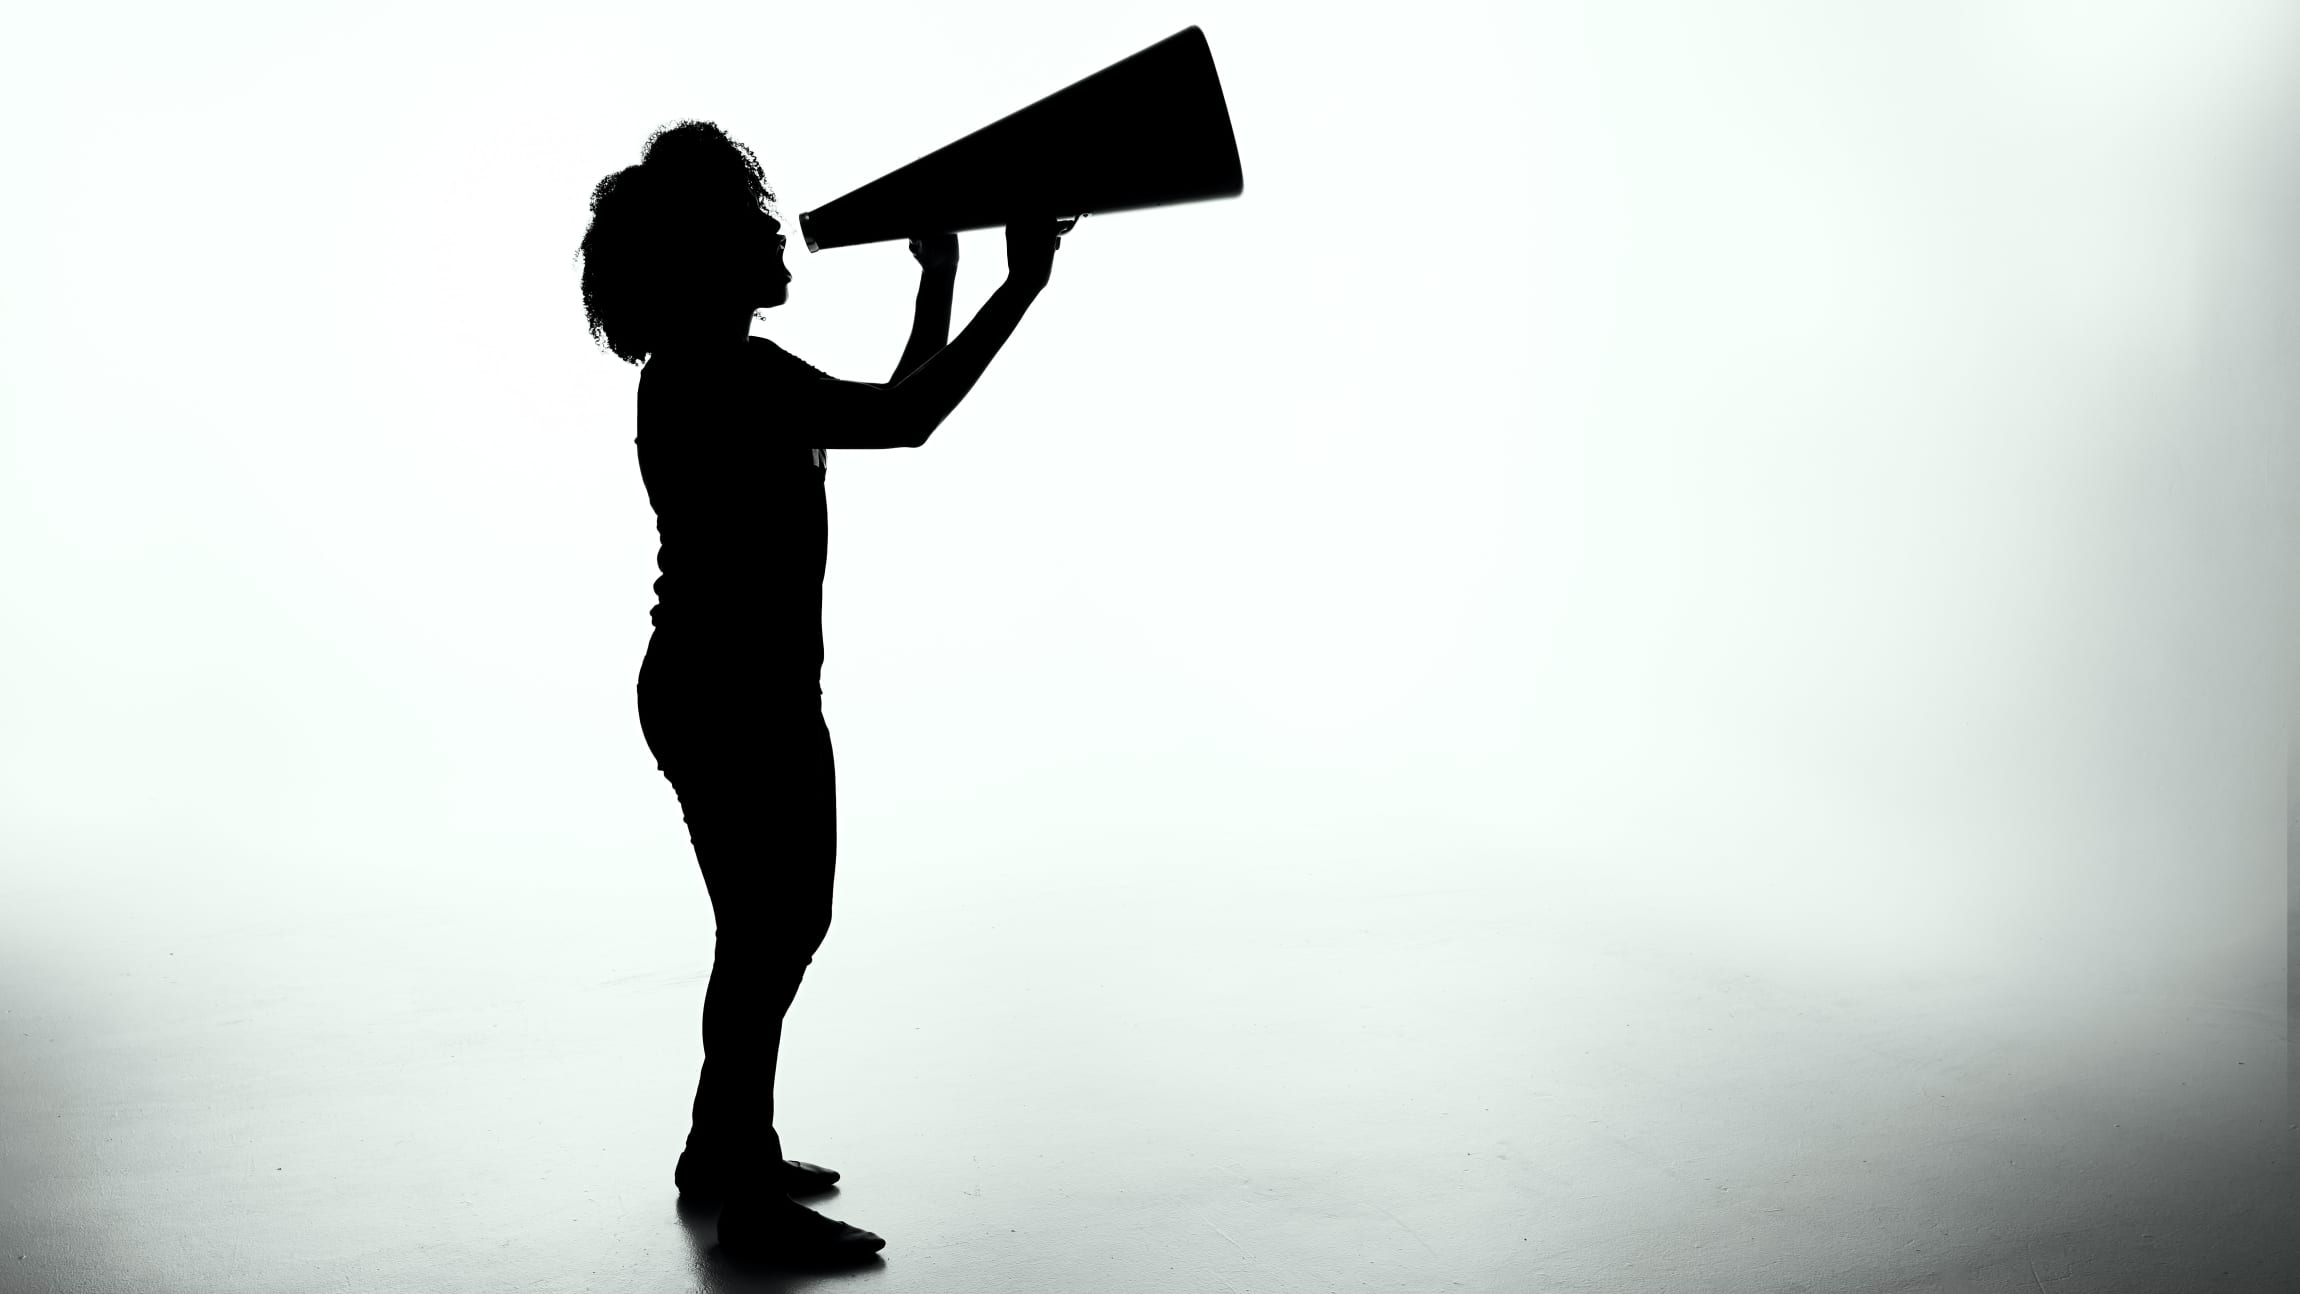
[653, 309, 755, 358]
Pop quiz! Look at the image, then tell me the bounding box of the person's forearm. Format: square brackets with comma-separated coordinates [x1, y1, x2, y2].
[887, 277, 1043, 446]
[890, 269, 956, 383]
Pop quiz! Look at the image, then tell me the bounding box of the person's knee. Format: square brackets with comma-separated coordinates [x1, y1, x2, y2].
[714, 915, 831, 967]
[784, 911, 833, 961]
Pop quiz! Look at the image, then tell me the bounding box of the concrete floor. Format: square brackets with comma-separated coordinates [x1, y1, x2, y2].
[2, 815, 2290, 1294]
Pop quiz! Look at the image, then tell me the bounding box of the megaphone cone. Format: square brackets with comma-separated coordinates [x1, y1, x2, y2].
[798, 26, 1244, 252]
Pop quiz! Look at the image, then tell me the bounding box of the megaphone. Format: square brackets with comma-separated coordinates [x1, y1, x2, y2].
[797, 26, 1244, 252]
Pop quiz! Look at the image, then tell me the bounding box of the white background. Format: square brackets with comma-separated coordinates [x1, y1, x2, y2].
[3, 0, 2292, 1010]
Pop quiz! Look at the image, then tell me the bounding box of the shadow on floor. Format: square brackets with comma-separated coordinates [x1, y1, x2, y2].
[675, 1193, 891, 1291]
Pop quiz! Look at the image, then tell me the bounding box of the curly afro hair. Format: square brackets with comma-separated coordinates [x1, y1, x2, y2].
[579, 121, 778, 364]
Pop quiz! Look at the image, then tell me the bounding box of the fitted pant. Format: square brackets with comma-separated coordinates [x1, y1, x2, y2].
[637, 636, 835, 1169]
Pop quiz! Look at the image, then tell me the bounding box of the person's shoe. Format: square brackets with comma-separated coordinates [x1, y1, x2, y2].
[675, 1148, 841, 1200]
[715, 1194, 885, 1265]
[777, 1158, 840, 1195]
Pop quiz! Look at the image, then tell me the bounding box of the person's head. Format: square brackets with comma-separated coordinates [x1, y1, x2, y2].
[579, 120, 789, 363]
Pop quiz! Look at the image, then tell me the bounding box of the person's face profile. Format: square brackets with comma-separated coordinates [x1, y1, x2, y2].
[754, 208, 790, 309]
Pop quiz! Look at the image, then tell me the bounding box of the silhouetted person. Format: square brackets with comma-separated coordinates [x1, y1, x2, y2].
[577, 120, 1062, 1265]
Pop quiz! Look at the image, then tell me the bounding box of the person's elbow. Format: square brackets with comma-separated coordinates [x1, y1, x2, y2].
[828, 381, 930, 449]
[879, 385, 941, 449]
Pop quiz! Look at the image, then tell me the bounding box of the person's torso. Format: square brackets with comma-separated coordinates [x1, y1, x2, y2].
[636, 339, 834, 679]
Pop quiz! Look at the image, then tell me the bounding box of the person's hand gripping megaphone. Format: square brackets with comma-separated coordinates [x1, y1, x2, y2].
[1002, 215, 1076, 293]
[908, 215, 1073, 288]
[906, 232, 959, 272]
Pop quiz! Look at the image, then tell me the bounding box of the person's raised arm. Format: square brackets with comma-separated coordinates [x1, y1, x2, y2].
[814, 218, 1062, 449]
[890, 234, 957, 384]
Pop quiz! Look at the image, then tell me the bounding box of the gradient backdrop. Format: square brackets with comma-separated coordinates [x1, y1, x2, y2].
[0, 0, 2292, 1285]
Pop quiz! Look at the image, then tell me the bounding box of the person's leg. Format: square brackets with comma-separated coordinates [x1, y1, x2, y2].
[641, 673, 878, 1257]
[665, 708, 838, 1180]
[675, 710, 880, 1257]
